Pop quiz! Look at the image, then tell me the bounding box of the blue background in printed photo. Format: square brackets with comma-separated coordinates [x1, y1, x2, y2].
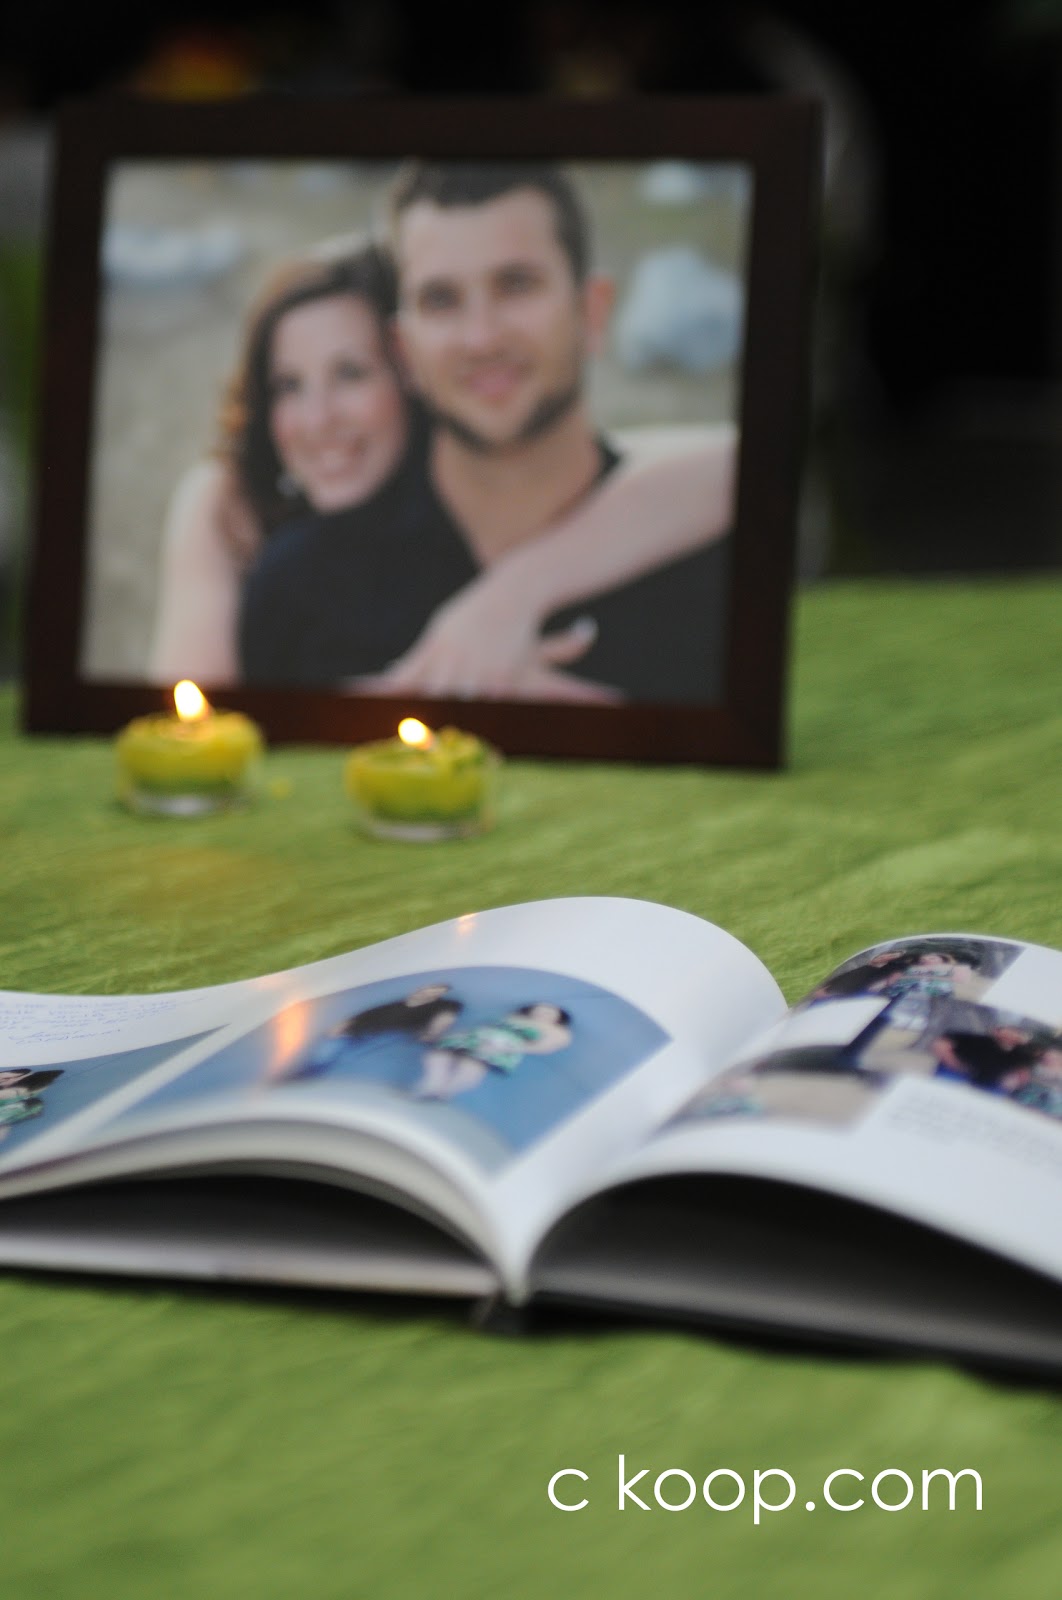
[102, 967, 672, 1167]
[0, 1033, 217, 1157]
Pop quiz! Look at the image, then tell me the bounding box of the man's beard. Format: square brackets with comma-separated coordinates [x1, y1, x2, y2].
[424, 375, 583, 456]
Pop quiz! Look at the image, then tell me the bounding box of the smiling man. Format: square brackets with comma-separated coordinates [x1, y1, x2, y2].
[384, 161, 732, 703]
[391, 165, 616, 566]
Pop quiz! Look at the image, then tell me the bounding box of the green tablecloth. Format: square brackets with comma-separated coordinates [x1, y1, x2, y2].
[3, 577, 1062, 1598]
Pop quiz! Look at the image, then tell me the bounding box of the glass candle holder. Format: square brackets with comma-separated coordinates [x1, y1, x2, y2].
[344, 722, 499, 842]
[116, 683, 264, 816]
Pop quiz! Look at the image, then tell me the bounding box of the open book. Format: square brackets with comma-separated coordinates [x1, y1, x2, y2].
[4, 897, 1062, 1373]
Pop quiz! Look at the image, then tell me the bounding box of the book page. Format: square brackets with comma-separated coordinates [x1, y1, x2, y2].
[0, 900, 783, 1279]
[602, 932, 1062, 1288]
[463, 900, 784, 1276]
[0, 980, 270, 1065]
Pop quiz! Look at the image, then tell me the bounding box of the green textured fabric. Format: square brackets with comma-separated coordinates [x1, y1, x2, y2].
[2, 577, 1062, 1598]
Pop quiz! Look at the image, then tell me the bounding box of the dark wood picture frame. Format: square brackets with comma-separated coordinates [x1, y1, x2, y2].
[24, 94, 820, 765]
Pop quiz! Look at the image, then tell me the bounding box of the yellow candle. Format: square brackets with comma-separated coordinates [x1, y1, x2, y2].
[344, 719, 499, 841]
[116, 681, 264, 815]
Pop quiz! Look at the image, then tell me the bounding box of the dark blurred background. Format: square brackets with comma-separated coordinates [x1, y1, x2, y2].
[2, 0, 1062, 678]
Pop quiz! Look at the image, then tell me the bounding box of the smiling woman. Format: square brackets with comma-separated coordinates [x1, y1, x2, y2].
[148, 240, 408, 686]
[268, 296, 407, 515]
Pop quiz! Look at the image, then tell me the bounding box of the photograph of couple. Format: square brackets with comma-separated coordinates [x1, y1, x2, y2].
[101, 964, 671, 1172]
[82, 157, 750, 706]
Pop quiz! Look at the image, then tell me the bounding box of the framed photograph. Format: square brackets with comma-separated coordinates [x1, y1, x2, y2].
[25, 94, 820, 764]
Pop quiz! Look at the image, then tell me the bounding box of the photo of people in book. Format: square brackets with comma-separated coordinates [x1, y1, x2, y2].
[115, 967, 670, 1171]
[0, 1069, 64, 1138]
[81, 159, 749, 707]
[681, 995, 1062, 1134]
[803, 936, 1014, 1007]
[0, 1034, 214, 1159]
[277, 987, 575, 1101]
[676, 936, 1042, 1132]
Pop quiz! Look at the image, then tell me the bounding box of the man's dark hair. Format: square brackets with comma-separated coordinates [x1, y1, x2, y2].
[389, 162, 591, 284]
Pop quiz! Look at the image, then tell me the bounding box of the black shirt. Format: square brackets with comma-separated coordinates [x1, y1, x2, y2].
[239, 436, 463, 686]
[339, 998, 459, 1041]
[813, 962, 904, 1000]
[936, 1031, 1039, 1089]
[239, 427, 729, 703]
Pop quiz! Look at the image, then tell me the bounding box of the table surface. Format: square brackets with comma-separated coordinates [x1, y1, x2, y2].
[3, 577, 1062, 1600]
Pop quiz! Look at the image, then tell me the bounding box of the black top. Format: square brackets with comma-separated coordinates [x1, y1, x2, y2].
[816, 960, 908, 1000]
[239, 430, 458, 687]
[339, 998, 459, 1041]
[937, 1031, 1039, 1088]
[239, 425, 730, 704]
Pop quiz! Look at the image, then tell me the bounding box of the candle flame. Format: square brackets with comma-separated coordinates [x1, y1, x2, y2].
[398, 717, 432, 748]
[174, 680, 209, 722]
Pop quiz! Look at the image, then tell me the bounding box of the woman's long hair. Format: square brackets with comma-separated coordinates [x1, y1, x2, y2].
[217, 238, 398, 532]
